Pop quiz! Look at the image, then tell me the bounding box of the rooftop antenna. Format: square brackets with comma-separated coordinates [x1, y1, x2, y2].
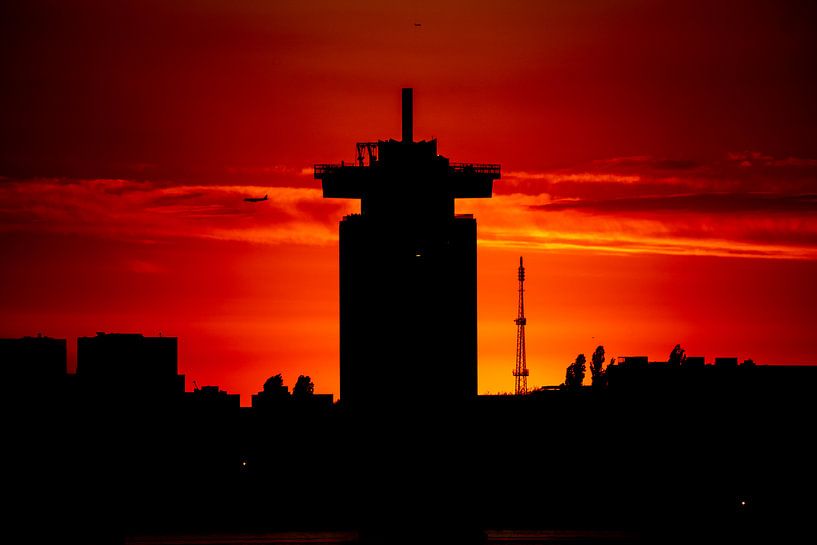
[513, 256, 529, 395]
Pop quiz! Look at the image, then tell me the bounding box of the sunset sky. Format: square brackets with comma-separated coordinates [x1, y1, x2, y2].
[2, 1, 816, 403]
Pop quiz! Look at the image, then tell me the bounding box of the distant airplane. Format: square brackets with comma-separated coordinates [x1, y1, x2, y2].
[244, 194, 268, 203]
[414, 22, 422, 27]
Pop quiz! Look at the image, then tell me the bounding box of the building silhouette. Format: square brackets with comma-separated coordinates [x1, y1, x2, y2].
[315, 88, 500, 408]
[0, 334, 66, 389]
[607, 354, 817, 397]
[76, 332, 184, 402]
[188, 384, 241, 409]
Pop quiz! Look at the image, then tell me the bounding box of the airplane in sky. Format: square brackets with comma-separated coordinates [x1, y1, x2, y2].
[244, 194, 268, 203]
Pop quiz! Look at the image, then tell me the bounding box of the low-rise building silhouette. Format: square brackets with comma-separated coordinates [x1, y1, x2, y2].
[187, 384, 240, 409]
[76, 332, 184, 402]
[0, 334, 67, 389]
[608, 354, 817, 397]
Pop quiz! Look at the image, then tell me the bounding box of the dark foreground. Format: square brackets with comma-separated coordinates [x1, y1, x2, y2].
[123, 530, 638, 545]
[123, 527, 806, 545]
[10, 365, 817, 544]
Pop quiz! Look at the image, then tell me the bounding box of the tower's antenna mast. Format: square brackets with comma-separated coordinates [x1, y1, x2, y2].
[513, 256, 529, 395]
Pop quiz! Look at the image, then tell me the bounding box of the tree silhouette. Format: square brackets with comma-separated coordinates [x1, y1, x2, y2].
[590, 345, 607, 388]
[293, 375, 315, 398]
[263, 373, 290, 398]
[668, 344, 686, 366]
[564, 354, 586, 390]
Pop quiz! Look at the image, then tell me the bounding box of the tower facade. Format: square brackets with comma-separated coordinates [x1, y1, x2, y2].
[513, 257, 529, 395]
[315, 89, 500, 408]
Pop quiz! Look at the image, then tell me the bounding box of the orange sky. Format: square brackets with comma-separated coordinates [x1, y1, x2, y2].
[2, 1, 817, 403]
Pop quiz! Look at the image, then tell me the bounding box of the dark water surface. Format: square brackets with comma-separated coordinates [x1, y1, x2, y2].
[125, 529, 641, 545]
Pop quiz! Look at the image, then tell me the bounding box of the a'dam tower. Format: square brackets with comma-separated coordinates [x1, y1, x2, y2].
[315, 88, 500, 408]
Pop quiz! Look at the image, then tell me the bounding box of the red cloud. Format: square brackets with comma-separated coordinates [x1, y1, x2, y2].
[0, 179, 356, 245]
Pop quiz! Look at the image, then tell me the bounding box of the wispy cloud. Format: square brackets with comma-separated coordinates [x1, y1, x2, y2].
[0, 178, 356, 246]
[461, 151, 815, 259]
[535, 192, 817, 214]
[499, 152, 817, 199]
[504, 171, 642, 184]
[458, 191, 817, 260]
[4, 150, 817, 261]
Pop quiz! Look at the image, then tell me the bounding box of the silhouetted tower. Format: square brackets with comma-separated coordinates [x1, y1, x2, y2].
[315, 88, 500, 407]
[513, 257, 529, 395]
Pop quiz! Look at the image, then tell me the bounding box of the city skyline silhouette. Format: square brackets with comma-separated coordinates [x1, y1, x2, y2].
[5, 326, 817, 543]
[2, 2, 817, 543]
[4, 86, 817, 545]
[3, 2, 817, 403]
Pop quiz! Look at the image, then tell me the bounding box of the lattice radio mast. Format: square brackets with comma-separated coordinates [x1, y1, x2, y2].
[513, 256, 529, 395]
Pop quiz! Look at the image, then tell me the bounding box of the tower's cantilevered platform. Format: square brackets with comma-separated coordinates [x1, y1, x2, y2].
[315, 88, 500, 409]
